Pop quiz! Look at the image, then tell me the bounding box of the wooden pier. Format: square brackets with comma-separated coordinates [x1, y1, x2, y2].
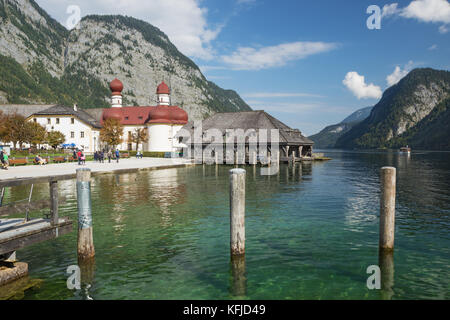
[0, 217, 72, 256]
[0, 175, 74, 286]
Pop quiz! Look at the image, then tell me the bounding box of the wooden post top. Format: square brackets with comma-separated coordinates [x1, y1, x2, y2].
[230, 168, 246, 175]
[76, 168, 91, 182]
[381, 167, 396, 172]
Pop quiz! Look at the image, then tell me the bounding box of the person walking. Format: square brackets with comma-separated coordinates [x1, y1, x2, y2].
[100, 150, 105, 163]
[77, 150, 82, 165]
[0, 150, 4, 169]
[2, 152, 8, 170]
[115, 149, 120, 163]
[108, 150, 112, 163]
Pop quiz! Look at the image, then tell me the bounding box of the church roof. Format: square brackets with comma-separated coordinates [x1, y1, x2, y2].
[101, 106, 188, 125]
[156, 81, 170, 94]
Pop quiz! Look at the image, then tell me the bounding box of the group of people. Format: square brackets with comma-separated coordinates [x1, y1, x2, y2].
[73, 150, 86, 165]
[0, 150, 9, 170]
[92, 149, 121, 164]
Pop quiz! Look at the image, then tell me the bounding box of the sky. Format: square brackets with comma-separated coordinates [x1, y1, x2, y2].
[35, 0, 450, 136]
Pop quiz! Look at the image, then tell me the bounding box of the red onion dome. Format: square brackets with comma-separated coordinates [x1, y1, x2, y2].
[156, 81, 170, 94]
[110, 78, 123, 95]
[171, 107, 188, 123]
[103, 108, 122, 121]
[149, 106, 171, 123]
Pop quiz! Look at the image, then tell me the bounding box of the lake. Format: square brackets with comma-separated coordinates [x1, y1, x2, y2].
[1, 150, 449, 300]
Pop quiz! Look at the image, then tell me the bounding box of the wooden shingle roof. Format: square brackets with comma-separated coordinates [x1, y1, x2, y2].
[181, 110, 314, 145]
[33, 105, 102, 128]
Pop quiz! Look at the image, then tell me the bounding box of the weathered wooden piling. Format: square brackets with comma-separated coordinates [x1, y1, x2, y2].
[229, 168, 246, 256]
[380, 167, 396, 251]
[76, 168, 95, 260]
[49, 181, 58, 225]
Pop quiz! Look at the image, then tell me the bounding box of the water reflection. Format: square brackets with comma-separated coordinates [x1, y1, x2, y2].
[379, 250, 395, 300]
[230, 255, 246, 298]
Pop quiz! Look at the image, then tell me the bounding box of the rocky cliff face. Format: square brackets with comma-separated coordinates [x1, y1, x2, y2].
[0, 0, 251, 120]
[336, 68, 450, 150]
[0, 0, 67, 77]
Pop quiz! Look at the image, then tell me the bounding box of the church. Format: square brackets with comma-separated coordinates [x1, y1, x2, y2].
[99, 78, 188, 152]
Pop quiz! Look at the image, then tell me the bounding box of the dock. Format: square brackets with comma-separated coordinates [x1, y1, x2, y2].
[0, 218, 72, 256]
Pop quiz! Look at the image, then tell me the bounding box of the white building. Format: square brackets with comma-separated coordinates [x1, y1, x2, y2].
[0, 79, 189, 153]
[29, 104, 101, 152]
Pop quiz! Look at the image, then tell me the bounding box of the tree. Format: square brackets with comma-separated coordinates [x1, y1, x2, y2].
[131, 128, 148, 151]
[0, 111, 7, 141]
[2, 113, 28, 149]
[100, 118, 123, 150]
[47, 131, 65, 149]
[26, 122, 47, 148]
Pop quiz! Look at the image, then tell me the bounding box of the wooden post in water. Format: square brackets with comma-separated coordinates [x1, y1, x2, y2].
[230, 255, 246, 297]
[49, 181, 58, 225]
[76, 168, 95, 260]
[229, 168, 246, 257]
[380, 167, 396, 251]
[379, 250, 395, 300]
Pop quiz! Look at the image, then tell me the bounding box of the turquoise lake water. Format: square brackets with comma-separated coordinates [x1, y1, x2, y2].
[1, 150, 449, 300]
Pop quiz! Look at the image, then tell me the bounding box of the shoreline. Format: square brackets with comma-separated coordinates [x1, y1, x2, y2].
[0, 158, 194, 186]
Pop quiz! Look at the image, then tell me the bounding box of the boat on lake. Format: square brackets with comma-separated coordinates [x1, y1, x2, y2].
[400, 146, 411, 154]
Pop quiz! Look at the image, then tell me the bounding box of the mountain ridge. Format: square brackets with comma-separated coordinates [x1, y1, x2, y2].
[0, 0, 251, 120]
[336, 68, 450, 150]
[308, 106, 373, 149]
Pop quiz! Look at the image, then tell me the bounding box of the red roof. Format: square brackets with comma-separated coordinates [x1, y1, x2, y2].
[102, 106, 188, 125]
[156, 81, 170, 94]
[110, 78, 124, 95]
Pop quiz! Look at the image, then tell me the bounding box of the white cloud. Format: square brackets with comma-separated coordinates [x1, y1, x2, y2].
[222, 41, 337, 70]
[386, 66, 409, 86]
[383, 0, 450, 32]
[36, 0, 221, 60]
[382, 3, 400, 17]
[428, 44, 438, 50]
[243, 92, 324, 98]
[343, 72, 382, 100]
[439, 24, 449, 33]
[400, 0, 450, 23]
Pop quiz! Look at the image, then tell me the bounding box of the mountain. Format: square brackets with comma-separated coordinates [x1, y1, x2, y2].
[0, 0, 251, 120]
[336, 68, 450, 150]
[340, 106, 373, 123]
[308, 106, 373, 148]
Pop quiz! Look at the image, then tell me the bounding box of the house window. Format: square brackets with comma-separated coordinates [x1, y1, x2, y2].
[71, 118, 75, 124]
[125, 116, 129, 120]
[81, 131, 85, 138]
[47, 118, 51, 124]
[56, 118, 60, 124]
[33, 118, 37, 123]
[138, 116, 143, 120]
[71, 132, 75, 138]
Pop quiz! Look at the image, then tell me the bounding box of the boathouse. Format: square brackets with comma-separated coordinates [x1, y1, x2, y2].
[179, 110, 314, 163]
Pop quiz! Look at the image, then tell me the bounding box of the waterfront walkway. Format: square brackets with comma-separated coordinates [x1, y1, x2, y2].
[0, 157, 193, 182]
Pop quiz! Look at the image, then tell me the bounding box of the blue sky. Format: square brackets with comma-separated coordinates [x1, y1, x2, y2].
[36, 0, 450, 135]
